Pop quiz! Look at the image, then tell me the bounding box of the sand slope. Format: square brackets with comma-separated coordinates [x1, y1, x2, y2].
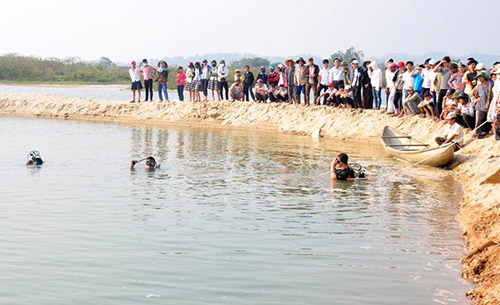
[1, 93, 499, 304]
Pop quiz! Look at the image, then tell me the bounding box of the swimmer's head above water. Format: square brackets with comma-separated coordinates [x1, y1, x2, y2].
[26, 150, 44, 166]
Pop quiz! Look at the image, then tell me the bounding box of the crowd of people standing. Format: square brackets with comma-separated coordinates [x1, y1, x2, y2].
[128, 55, 500, 141]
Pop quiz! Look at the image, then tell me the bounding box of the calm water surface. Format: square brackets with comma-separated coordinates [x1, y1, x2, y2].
[0, 116, 471, 304]
[0, 84, 178, 101]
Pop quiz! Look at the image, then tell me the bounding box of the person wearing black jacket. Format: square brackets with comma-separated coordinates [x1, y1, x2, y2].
[305, 57, 319, 106]
[243, 65, 255, 101]
[350, 60, 362, 108]
[361, 61, 373, 109]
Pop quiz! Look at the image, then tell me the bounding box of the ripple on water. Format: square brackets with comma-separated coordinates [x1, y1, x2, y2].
[0, 116, 471, 305]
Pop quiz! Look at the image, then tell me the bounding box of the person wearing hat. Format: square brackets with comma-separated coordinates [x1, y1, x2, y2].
[254, 79, 269, 102]
[368, 61, 383, 109]
[418, 91, 436, 119]
[305, 57, 319, 106]
[277, 64, 285, 86]
[392, 61, 406, 116]
[402, 85, 421, 115]
[243, 65, 255, 101]
[156, 60, 169, 102]
[217, 60, 229, 100]
[428, 59, 440, 118]
[316, 82, 337, 106]
[350, 60, 362, 108]
[276, 84, 289, 102]
[317, 59, 331, 105]
[385, 62, 397, 114]
[439, 89, 457, 120]
[293, 57, 307, 104]
[341, 85, 355, 108]
[435, 112, 464, 151]
[471, 71, 493, 138]
[268, 65, 279, 87]
[234, 69, 242, 81]
[201, 59, 210, 102]
[208, 60, 220, 101]
[330, 153, 355, 181]
[256, 66, 268, 85]
[455, 93, 475, 129]
[284, 58, 295, 103]
[129, 60, 142, 103]
[341, 61, 350, 88]
[229, 77, 244, 102]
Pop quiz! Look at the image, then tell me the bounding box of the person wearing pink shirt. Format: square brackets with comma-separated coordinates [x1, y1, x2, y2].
[176, 66, 186, 101]
[140, 59, 157, 102]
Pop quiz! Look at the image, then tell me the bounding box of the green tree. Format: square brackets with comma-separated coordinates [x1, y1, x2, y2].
[231, 57, 270, 68]
[329, 47, 365, 64]
[95, 56, 116, 71]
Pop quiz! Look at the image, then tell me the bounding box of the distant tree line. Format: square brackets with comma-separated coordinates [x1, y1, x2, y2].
[0, 54, 129, 84]
[1, 48, 372, 89]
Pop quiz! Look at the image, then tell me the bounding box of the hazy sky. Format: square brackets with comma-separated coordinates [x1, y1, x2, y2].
[2, 0, 499, 62]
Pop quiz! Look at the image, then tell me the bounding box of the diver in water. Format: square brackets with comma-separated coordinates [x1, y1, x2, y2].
[330, 153, 365, 181]
[26, 150, 44, 166]
[131, 156, 160, 171]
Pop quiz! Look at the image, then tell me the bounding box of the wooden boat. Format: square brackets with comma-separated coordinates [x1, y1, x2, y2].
[380, 126, 455, 167]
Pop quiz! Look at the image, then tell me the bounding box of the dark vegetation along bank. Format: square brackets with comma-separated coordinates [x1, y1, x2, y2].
[0, 48, 367, 89]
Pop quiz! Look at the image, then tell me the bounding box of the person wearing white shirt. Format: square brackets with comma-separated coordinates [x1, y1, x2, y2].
[328, 58, 344, 106]
[421, 58, 434, 99]
[329, 59, 343, 86]
[217, 60, 229, 100]
[128, 61, 142, 103]
[435, 112, 464, 150]
[201, 59, 210, 102]
[316, 59, 330, 105]
[368, 62, 383, 109]
[402, 61, 415, 99]
[385, 63, 397, 114]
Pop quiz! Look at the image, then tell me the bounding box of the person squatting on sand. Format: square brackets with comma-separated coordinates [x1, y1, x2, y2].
[127, 56, 500, 141]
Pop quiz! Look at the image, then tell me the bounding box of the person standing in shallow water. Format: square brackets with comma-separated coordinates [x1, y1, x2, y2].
[129, 61, 142, 103]
[140, 59, 157, 102]
[330, 153, 355, 181]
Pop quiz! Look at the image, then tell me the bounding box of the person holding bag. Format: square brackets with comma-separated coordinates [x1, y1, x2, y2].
[156, 61, 169, 101]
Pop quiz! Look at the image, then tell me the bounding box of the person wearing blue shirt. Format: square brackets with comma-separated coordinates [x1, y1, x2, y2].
[413, 65, 425, 97]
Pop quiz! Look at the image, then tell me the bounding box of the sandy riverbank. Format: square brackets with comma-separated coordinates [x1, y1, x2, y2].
[1, 93, 499, 304]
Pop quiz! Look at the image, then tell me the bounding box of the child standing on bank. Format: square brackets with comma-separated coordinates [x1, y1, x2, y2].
[176, 67, 186, 101]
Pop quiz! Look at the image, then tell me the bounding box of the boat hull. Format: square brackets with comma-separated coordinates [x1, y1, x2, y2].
[381, 126, 455, 167]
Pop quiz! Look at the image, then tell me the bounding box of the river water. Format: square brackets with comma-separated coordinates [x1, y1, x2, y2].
[0, 85, 471, 304]
[0, 114, 472, 305]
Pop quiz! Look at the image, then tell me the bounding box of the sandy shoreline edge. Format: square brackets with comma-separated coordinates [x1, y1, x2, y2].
[1, 93, 499, 304]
